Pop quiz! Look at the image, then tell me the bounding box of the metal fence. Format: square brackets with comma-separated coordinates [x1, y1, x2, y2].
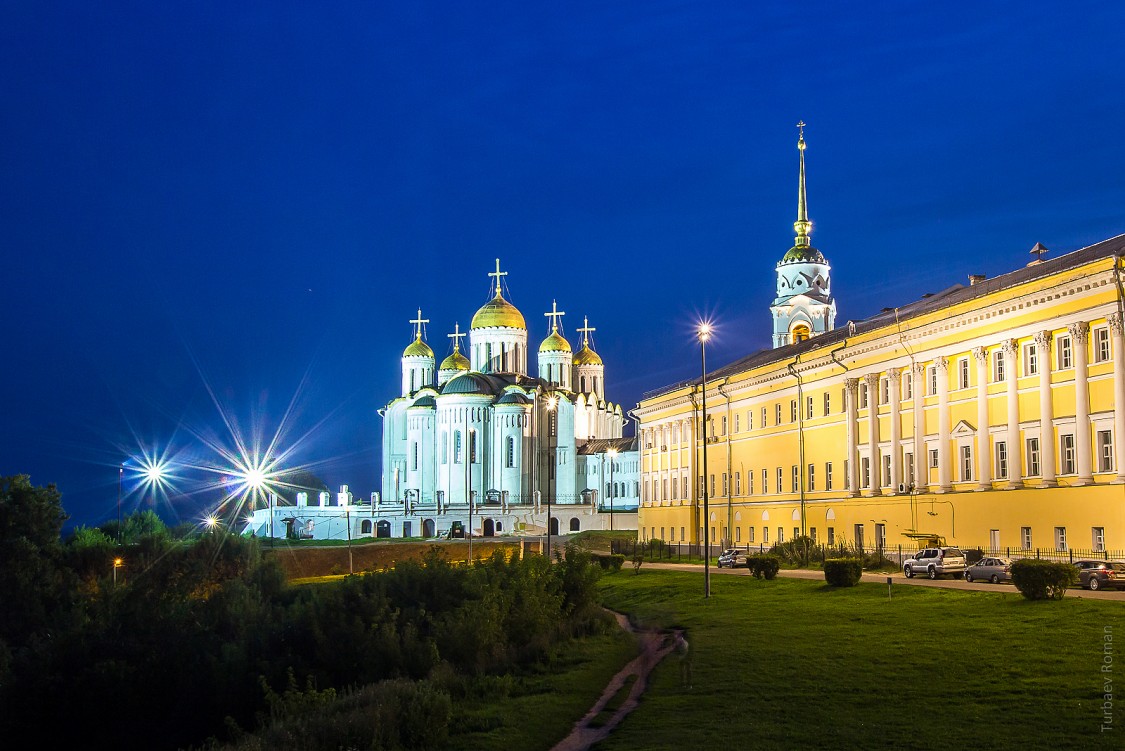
[610, 538, 1125, 566]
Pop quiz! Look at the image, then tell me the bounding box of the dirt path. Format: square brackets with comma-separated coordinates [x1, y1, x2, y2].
[550, 612, 680, 751]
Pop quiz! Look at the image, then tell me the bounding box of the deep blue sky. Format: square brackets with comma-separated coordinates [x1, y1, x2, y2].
[3, 2, 1123, 529]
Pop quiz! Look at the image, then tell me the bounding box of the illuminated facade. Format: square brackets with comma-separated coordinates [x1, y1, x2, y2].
[372, 261, 637, 539]
[635, 138, 1125, 552]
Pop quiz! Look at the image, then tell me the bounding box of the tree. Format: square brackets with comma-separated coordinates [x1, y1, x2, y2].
[0, 475, 74, 645]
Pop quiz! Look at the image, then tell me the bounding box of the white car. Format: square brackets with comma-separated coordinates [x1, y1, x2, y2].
[903, 547, 966, 580]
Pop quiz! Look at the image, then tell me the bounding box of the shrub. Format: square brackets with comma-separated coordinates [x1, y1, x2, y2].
[747, 554, 780, 580]
[823, 558, 863, 587]
[589, 553, 625, 572]
[1010, 559, 1076, 600]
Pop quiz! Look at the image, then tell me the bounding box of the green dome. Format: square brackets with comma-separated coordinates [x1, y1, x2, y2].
[441, 372, 494, 396]
[439, 350, 470, 371]
[471, 294, 526, 330]
[403, 336, 434, 358]
[779, 245, 827, 265]
[539, 330, 572, 353]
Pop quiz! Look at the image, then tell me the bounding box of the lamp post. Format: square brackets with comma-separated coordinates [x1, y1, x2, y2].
[546, 394, 558, 559]
[113, 557, 123, 587]
[607, 447, 618, 531]
[117, 464, 123, 543]
[698, 322, 712, 598]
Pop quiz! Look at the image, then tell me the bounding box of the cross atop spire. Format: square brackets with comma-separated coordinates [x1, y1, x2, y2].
[794, 120, 811, 247]
[544, 299, 566, 332]
[577, 315, 596, 348]
[409, 308, 429, 340]
[447, 322, 466, 351]
[488, 258, 508, 297]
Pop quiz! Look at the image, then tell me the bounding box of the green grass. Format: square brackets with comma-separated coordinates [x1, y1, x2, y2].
[446, 625, 639, 751]
[594, 570, 1124, 751]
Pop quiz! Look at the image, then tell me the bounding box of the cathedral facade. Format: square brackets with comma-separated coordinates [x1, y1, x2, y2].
[635, 127, 1125, 555]
[374, 263, 638, 539]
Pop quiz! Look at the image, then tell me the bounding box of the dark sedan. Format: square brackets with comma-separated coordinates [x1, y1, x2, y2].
[1074, 560, 1125, 591]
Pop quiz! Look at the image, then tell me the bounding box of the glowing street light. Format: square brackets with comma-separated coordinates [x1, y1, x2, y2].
[698, 320, 712, 599]
[113, 557, 123, 587]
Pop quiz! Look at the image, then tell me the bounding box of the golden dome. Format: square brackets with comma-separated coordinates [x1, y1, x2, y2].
[440, 350, 470, 371]
[572, 343, 603, 366]
[471, 293, 526, 330]
[539, 330, 572, 353]
[403, 336, 434, 358]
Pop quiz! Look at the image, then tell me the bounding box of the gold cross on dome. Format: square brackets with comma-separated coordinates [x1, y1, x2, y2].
[577, 315, 596, 347]
[797, 120, 806, 139]
[487, 258, 508, 296]
[544, 300, 566, 332]
[447, 322, 466, 351]
[409, 308, 429, 339]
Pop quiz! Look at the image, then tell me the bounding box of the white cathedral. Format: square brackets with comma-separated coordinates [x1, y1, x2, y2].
[373, 262, 638, 538]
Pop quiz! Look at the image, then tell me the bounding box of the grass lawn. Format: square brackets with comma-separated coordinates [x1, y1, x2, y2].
[446, 624, 639, 751]
[595, 570, 1123, 750]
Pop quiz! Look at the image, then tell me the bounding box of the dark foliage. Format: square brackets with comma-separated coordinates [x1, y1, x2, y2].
[0, 487, 606, 751]
[747, 554, 780, 580]
[823, 558, 864, 586]
[1010, 559, 1076, 600]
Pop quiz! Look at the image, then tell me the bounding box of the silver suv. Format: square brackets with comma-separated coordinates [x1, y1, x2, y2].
[903, 547, 966, 580]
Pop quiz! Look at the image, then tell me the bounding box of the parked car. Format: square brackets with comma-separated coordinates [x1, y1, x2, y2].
[717, 549, 748, 568]
[903, 547, 966, 579]
[1073, 560, 1125, 591]
[964, 557, 1013, 584]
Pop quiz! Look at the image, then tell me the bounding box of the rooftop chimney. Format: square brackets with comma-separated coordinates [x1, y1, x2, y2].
[968, 274, 986, 286]
[1028, 242, 1048, 266]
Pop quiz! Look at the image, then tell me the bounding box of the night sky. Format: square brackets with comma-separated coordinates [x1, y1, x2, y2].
[3, 2, 1123, 530]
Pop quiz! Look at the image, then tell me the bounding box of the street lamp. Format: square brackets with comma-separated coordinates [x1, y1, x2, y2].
[607, 447, 618, 532]
[698, 321, 712, 598]
[117, 464, 124, 543]
[113, 557, 123, 587]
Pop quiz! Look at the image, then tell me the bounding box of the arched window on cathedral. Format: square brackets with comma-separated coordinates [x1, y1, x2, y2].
[580, 376, 587, 392]
[454, 430, 462, 463]
[505, 436, 515, 468]
[792, 323, 811, 342]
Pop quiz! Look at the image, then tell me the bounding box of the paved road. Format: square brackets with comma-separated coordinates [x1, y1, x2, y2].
[644, 562, 1125, 601]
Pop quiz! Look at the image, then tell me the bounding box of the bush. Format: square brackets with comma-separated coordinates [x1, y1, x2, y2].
[823, 558, 863, 587]
[747, 554, 780, 580]
[589, 553, 625, 572]
[1010, 559, 1076, 600]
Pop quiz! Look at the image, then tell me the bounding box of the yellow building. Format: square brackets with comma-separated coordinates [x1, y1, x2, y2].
[634, 133, 1125, 556]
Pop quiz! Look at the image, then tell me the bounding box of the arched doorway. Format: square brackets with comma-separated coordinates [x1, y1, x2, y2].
[423, 518, 435, 538]
[483, 518, 495, 537]
[569, 517, 580, 532]
[549, 517, 559, 535]
[376, 520, 391, 538]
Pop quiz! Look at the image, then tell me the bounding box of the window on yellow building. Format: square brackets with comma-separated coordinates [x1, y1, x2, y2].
[1054, 526, 1067, 551]
[860, 383, 869, 409]
[993, 350, 1005, 382]
[929, 366, 938, 395]
[882, 455, 892, 486]
[790, 400, 797, 422]
[903, 371, 912, 399]
[1095, 327, 1111, 363]
[1060, 434, 1076, 474]
[1021, 526, 1032, 549]
[734, 414, 740, 433]
[960, 446, 972, 481]
[1057, 334, 1072, 370]
[1098, 430, 1114, 472]
[1093, 527, 1105, 553]
[1026, 437, 1041, 476]
[828, 526, 835, 545]
[776, 404, 782, 424]
[791, 465, 798, 492]
[808, 464, 815, 491]
[881, 377, 890, 404]
[1023, 342, 1038, 375]
[735, 472, 741, 495]
[762, 468, 768, 494]
[861, 457, 871, 489]
[825, 462, 833, 491]
[721, 472, 728, 496]
[958, 358, 970, 389]
[823, 392, 831, 415]
[763, 527, 769, 544]
[776, 467, 783, 493]
[749, 526, 755, 543]
[807, 395, 814, 419]
[761, 407, 767, 427]
[995, 441, 1008, 479]
[930, 449, 939, 469]
[721, 416, 727, 435]
[843, 460, 849, 489]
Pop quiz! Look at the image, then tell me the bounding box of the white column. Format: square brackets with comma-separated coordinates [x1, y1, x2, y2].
[935, 357, 951, 492]
[1109, 313, 1125, 483]
[864, 373, 882, 495]
[1035, 330, 1057, 488]
[888, 367, 903, 492]
[912, 362, 925, 489]
[973, 346, 991, 491]
[1069, 321, 1092, 486]
[1002, 339, 1023, 489]
[845, 378, 860, 497]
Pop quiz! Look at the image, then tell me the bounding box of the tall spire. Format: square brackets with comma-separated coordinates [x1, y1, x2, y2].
[794, 121, 811, 248]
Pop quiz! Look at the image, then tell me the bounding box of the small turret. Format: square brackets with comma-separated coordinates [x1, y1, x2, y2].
[538, 300, 573, 388]
[401, 308, 434, 395]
